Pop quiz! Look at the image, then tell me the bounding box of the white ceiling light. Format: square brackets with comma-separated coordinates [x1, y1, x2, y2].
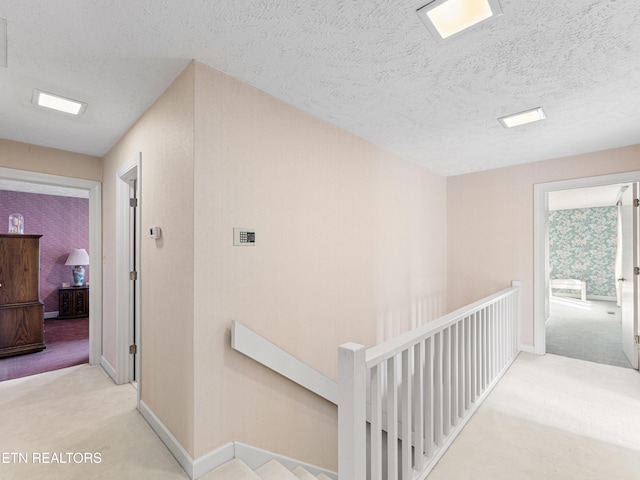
[32, 89, 87, 115]
[498, 107, 546, 128]
[417, 0, 503, 41]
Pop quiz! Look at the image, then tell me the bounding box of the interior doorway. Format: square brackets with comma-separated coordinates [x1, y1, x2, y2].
[534, 171, 640, 370]
[115, 153, 142, 400]
[544, 184, 631, 368]
[0, 167, 102, 366]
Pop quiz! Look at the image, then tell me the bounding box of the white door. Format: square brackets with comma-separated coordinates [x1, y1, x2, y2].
[620, 183, 639, 369]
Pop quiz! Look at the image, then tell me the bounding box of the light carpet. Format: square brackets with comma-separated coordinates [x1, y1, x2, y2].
[429, 352, 640, 480]
[0, 364, 189, 480]
[1, 353, 639, 479]
[545, 298, 632, 369]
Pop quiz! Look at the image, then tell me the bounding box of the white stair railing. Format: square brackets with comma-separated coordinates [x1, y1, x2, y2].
[339, 281, 521, 480]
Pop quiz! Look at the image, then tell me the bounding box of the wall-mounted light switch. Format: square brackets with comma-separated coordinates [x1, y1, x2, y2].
[233, 228, 255, 246]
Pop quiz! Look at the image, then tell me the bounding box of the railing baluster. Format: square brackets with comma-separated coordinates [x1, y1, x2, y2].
[434, 332, 443, 446]
[387, 355, 398, 480]
[488, 304, 494, 383]
[370, 364, 383, 480]
[424, 335, 434, 458]
[483, 307, 489, 389]
[479, 308, 485, 391]
[497, 300, 503, 369]
[464, 316, 471, 410]
[414, 341, 425, 470]
[401, 349, 412, 478]
[470, 313, 477, 403]
[504, 298, 508, 363]
[457, 318, 465, 419]
[451, 323, 459, 426]
[442, 327, 451, 436]
[482, 306, 487, 385]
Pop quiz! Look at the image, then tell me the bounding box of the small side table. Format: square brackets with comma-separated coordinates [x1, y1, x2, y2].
[58, 286, 89, 319]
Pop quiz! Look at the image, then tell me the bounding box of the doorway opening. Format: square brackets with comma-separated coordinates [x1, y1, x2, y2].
[545, 184, 630, 368]
[534, 172, 639, 370]
[0, 167, 102, 372]
[115, 153, 141, 402]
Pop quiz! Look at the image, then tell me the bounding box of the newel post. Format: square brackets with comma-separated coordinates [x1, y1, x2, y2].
[338, 343, 367, 480]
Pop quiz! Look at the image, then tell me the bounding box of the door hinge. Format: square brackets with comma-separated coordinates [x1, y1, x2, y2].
[634, 198, 640, 208]
[129, 344, 137, 355]
[130, 198, 138, 208]
[130, 271, 138, 281]
[635, 266, 640, 276]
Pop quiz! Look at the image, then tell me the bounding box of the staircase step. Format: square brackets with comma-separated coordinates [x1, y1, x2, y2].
[206, 458, 262, 480]
[292, 465, 319, 480]
[316, 474, 333, 480]
[255, 459, 299, 480]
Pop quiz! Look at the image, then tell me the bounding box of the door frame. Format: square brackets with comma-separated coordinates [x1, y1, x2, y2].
[534, 170, 640, 356]
[115, 153, 142, 396]
[0, 167, 102, 364]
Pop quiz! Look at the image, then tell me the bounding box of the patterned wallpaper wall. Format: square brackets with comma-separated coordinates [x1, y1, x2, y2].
[0, 190, 89, 313]
[548, 206, 617, 297]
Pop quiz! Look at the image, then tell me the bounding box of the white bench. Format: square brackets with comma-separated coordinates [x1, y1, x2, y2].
[550, 279, 586, 301]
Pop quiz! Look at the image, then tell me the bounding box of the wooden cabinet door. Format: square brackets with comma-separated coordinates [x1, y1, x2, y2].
[0, 303, 45, 354]
[0, 236, 40, 305]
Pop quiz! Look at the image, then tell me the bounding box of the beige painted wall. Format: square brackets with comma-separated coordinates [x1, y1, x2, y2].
[101, 63, 196, 456]
[447, 144, 640, 348]
[0, 139, 101, 180]
[191, 62, 447, 467]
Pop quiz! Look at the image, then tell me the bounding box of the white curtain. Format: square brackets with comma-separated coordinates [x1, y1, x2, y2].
[615, 200, 623, 306]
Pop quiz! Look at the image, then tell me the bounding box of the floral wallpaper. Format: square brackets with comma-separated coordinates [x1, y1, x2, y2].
[548, 206, 617, 297]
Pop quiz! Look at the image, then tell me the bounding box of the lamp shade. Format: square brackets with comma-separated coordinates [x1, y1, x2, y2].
[65, 248, 89, 266]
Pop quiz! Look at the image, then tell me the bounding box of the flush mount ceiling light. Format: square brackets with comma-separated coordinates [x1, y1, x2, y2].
[417, 0, 503, 41]
[32, 89, 87, 115]
[498, 107, 546, 128]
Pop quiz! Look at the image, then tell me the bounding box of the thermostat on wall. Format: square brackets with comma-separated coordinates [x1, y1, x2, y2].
[233, 228, 255, 246]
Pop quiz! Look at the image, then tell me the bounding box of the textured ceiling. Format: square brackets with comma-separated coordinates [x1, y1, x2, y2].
[0, 0, 639, 176]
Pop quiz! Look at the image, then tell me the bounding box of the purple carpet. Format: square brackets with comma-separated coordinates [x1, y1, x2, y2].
[0, 317, 89, 382]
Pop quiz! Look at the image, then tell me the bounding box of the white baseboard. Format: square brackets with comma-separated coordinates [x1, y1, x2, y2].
[44, 311, 59, 319]
[518, 344, 536, 354]
[193, 443, 234, 479]
[587, 295, 617, 302]
[100, 356, 118, 383]
[137, 402, 337, 480]
[551, 293, 617, 302]
[140, 400, 196, 479]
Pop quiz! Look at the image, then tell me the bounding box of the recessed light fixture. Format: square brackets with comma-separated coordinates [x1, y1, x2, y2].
[498, 107, 546, 128]
[32, 89, 87, 115]
[417, 0, 503, 41]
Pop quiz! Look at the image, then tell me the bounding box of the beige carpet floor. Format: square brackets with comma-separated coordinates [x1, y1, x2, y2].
[546, 298, 632, 369]
[1, 353, 639, 479]
[429, 352, 640, 480]
[0, 364, 189, 480]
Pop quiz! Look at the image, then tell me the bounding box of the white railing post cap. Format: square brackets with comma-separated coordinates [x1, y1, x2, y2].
[339, 342, 365, 352]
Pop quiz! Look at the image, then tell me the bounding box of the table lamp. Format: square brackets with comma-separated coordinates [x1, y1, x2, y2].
[65, 248, 89, 286]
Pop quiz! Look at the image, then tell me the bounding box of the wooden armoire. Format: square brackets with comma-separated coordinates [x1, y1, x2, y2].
[0, 234, 45, 358]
